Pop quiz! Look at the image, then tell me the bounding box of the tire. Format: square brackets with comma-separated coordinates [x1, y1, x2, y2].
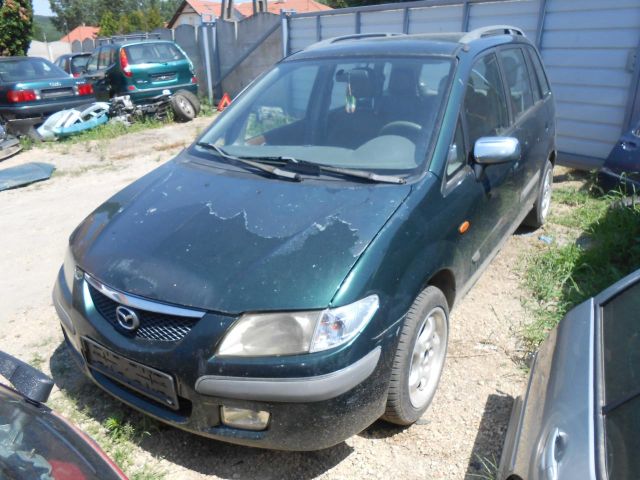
[523, 159, 553, 228]
[171, 90, 200, 122]
[383, 286, 449, 425]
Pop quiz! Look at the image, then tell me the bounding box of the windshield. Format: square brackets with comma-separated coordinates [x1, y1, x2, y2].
[71, 55, 91, 74]
[0, 58, 67, 82]
[198, 56, 453, 175]
[125, 43, 185, 65]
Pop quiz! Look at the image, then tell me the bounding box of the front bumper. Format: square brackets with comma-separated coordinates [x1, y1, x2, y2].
[53, 269, 396, 450]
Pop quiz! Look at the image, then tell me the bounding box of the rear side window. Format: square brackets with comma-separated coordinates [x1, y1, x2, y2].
[125, 43, 185, 65]
[85, 53, 98, 72]
[97, 47, 114, 69]
[70, 55, 90, 74]
[527, 47, 551, 96]
[601, 281, 640, 479]
[464, 53, 509, 147]
[499, 48, 534, 120]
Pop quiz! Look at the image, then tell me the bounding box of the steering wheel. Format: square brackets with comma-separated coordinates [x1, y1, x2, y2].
[379, 121, 422, 142]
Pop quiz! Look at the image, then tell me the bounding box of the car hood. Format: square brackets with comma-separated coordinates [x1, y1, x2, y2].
[72, 155, 411, 313]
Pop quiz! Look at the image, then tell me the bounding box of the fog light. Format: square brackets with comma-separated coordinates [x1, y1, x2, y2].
[220, 406, 270, 431]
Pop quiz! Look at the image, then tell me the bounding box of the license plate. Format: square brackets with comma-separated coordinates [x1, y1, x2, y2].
[82, 337, 179, 410]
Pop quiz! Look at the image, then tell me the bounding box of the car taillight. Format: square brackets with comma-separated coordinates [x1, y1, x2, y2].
[119, 49, 132, 77]
[73, 73, 80, 78]
[7, 89, 37, 103]
[191, 76, 197, 84]
[77, 84, 93, 96]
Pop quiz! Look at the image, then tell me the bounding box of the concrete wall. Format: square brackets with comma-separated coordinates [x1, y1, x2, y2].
[216, 13, 283, 97]
[28, 40, 71, 61]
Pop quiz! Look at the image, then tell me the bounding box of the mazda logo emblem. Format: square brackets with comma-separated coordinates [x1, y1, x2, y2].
[115, 306, 140, 332]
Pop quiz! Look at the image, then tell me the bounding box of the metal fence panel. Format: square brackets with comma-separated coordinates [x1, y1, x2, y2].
[360, 9, 405, 33]
[543, 0, 640, 159]
[290, 16, 318, 51]
[320, 13, 356, 39]
[407, 5, 464, 33]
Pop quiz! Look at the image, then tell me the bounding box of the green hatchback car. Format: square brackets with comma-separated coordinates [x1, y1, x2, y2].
[54, 26, 556, 450]
[83, 40, 198, 103]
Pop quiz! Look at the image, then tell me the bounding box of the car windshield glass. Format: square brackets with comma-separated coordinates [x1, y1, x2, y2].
[601, 281, 640, 479]
[125, 43, 185, 64]
[0, 387, 122, 480]
[0, 58, 67, 82]
[198, 56, 453, 176]
[71, 55, 90, 73]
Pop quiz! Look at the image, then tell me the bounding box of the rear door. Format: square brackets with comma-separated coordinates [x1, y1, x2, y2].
[84, 47, 112, 101]
[125, 42, 191, 92]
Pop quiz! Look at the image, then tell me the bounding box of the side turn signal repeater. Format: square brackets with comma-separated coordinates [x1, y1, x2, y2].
[458, 220, 470, 234]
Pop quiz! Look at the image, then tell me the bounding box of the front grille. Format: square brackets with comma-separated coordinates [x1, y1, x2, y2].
[88, 285, 199, 342]
[40, 87, 75, 99]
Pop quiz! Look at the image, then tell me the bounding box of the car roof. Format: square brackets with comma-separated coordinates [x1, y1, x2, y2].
[106, 39, 176, 48]
[288, 26, 530, 61]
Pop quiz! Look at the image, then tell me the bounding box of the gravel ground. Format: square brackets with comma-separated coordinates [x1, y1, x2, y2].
[0, 119, 566, 479]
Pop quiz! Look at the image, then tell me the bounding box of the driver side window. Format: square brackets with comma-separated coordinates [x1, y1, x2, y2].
[464, 53, 509, 149]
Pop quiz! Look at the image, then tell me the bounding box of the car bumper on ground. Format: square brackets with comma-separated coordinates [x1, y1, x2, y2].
[53, 268, 395, 450]
[597, 167, 640, 192]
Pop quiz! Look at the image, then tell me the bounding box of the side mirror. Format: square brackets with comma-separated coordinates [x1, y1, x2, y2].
[0, 351, 54, 403]
[473, 137, 520, 165]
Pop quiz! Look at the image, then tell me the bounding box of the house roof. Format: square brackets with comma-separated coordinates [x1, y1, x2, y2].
[60, 25, 100, 43]
[168, 0, 331, 27]
[235, 0, 332, 16]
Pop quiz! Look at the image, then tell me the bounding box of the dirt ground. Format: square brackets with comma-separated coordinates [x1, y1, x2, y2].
[0, 118, 559, 479]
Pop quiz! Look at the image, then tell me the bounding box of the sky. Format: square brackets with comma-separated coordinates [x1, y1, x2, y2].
[34, 0, 54, 16]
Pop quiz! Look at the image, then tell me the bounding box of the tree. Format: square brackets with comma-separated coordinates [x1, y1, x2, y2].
[129, 9, 147, 32]
[117, 12, 132, 33]
[146, 6, 163, 30]
[49, 0, 96, 32]
[0, 0, 33, 56]
[98, 10, 118, 36]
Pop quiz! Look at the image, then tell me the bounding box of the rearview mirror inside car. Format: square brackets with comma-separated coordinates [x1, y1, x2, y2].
[473, 136, 520, 165]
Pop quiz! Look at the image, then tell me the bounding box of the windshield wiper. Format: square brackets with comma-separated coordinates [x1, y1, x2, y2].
[195, 142, 301, 181]
[227, 154, 406, 185]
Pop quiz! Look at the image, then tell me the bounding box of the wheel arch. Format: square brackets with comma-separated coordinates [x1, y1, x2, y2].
[422, 269, 456, 311]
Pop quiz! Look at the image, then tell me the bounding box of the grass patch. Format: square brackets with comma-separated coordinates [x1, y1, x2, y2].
[522, 185, 640, 351]
[56, 117, 166, 145]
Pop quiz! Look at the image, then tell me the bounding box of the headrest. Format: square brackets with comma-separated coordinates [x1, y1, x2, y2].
[348, 68, 373, 98]
[388, 67, 416, 95]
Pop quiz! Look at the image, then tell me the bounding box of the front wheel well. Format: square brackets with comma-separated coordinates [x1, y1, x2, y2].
[424, 269, 456, 311]
[549, 150, 557, 166]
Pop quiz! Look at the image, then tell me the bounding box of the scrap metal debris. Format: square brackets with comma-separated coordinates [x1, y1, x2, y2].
[0, 162, 55, 191]
[0, 124, 21, 161]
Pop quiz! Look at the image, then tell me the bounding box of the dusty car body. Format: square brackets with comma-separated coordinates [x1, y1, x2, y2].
[597, 123, 640, 193]
[0, 57, 96, 132]
[498, 269, 640, 480]
[82, 40, 198, 104]
[54, 26, 556, 450]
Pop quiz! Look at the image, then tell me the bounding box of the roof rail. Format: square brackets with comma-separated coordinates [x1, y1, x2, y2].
[306, 32, 405, 49]
[460, 25, 525, 44]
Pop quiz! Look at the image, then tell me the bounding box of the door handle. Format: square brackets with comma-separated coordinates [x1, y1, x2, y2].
[541, 427, 567, 480]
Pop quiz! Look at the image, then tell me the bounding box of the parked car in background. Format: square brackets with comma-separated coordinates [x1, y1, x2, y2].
[54, 26, 556, 450]
[0, 351, 127, 479]
[55, 52, 92, 77]
[82, 40, 199, 107]
[597, 122, 640, 193]
[0, 56, 95, 136]
[499, 268, 640, 480]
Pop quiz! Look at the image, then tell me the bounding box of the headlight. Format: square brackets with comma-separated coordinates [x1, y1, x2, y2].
[217, 295, 379, 357]
[63, 246, 76, 290]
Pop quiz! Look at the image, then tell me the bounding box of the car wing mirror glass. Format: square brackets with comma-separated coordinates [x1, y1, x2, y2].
[473, 136, 520, 165]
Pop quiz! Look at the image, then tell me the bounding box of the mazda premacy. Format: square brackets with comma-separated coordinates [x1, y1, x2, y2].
[53, 26, 556, 450]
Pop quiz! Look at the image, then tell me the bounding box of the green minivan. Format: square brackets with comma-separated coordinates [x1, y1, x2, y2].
[83, 40, 198, 103]
[54, 26, 556, 450]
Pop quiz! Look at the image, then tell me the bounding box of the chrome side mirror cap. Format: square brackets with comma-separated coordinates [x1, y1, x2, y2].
[473, 136, 520, 165]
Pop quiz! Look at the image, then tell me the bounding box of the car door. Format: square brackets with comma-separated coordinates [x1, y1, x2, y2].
[497, 46, 542, 209]
[84, 47, 111, 101]
[461, 51, 519, 268]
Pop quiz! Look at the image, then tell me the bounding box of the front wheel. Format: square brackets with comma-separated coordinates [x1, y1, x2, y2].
[523, 159, 553, 228]
[383, 286, 449, 425]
